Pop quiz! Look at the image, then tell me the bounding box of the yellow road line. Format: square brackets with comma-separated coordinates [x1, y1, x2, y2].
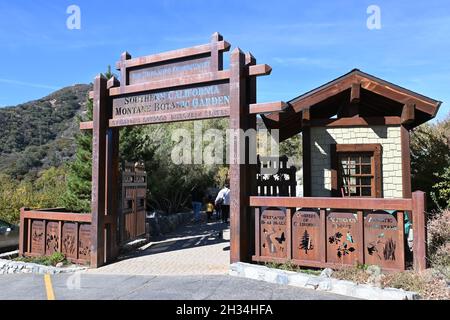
[44, 274, 55, 300]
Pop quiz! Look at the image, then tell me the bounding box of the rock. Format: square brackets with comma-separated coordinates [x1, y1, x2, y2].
[318, 279, 332, 291]
[55, 262, 64, 268]
[305, 277, 321, 289]
[366, 265, 382, 276]
[320, 268, 334, 278]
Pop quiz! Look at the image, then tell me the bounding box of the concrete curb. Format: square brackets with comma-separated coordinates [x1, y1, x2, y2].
[0, 258, 87, 275]
[229, 262, 420, 300]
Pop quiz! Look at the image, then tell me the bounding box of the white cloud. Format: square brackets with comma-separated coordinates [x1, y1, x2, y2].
[0, 78, 59, 90]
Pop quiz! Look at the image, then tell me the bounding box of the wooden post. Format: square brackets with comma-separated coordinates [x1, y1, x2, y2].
[119, 52, 131, 89]
[286, 208, 292, 260]
[245, 52, 257, 262]
[401, 126, 412, 202]
[19, 208, 25, 256]
[210, 32, 224, 71]
[412, 191, 427, 271]
[357, 210, 364, 265]
[397, 211, 405, 270]
[91, 74, 108, 268]
[319, 209, 326, 263]
[302, 120, 311, 196]
[105, 76, 120, 261]
[254, 208, 260, 258]
[229, 48, 248, 263]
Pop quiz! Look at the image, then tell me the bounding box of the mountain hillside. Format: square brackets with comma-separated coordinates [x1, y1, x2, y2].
[0, 84, 92, 179]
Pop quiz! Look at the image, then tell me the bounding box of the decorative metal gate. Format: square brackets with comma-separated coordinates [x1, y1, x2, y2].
[119, 162, 147, 243]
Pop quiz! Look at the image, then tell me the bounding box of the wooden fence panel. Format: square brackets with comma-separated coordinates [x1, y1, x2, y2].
[19, 208, 92, 265]
[251, 192, 426, 271]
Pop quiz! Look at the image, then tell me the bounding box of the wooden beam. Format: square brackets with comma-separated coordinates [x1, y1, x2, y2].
[309, 116, 402, 127]
[107, 76, 120, 89]
[109, 70, 230, 96]
[401, 103, 415, 125]
[249, 101, 287, 114]
[291, 75, 357, 112]
[115, 40, 231, 70]
[210, 32, 224, 71]
[249, 196, 414, 211]
[348, 82, 361, 117]
[350, 82, 361, 104]
[301, 108, 310, 127]
[248, 64, 272, 77]
[80, 121, 93, 130]
[302, 127, 311, 196]
[229, 47, 247, 264]
[401, 126, 412, 199]
[21, 211, 92, 222]
[90, 74, 108, 268]
[412, 191, 427, 271]
[359, 78, 436, 115]
[108, 106, 230, 128]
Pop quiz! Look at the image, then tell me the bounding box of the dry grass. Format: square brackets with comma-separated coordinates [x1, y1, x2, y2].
[334, 265, 449, 300]
[333, 265, 371, 284]
[382, 270, 449, 300]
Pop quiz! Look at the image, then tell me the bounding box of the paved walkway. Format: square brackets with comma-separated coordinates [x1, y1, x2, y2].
[0, 273, 354, 300]
[88, 219, 231, 275]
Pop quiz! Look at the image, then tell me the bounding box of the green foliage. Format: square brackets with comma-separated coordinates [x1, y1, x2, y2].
[61, 98, 93, 213]
[120, 118, 229, 214]
[0, 167, 67, 223]
[411, 115, 450, 212]
[280, 134, 302, 168]
[0, 84, 91, 179]
[15, 252, 67, 267]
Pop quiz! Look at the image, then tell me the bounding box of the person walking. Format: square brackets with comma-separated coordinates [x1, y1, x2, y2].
[215, 183, 230, 223]
[191, 186, 203, 223]
[205, 195, 214, 223]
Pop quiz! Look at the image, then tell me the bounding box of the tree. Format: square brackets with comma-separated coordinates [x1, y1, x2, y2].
[61, 67, 115, 213]
[61, 96, 93, 212]
[411, 115, 450, 212]
[299, 229, 313, 254]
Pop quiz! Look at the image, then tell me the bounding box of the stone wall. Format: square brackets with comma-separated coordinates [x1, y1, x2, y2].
[0, 259, 86, 274]
[146, 211, 193, 237]
[309, 125, 403, 198]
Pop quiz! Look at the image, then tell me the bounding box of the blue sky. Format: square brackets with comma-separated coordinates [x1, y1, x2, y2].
[0, 0, 449, 120]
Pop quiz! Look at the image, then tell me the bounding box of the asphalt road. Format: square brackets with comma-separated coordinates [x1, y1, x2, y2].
[0, 273, 355, 300]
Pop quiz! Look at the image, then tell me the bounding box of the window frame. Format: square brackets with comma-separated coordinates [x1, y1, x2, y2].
[330, 143, 382, 198]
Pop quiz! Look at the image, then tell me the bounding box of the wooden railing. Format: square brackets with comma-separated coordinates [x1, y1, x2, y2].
[19, 208, 92, 265]
[250, 191, 427, 271]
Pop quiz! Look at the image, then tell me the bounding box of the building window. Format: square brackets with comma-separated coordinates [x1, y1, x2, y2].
[331, 144, 382, 198]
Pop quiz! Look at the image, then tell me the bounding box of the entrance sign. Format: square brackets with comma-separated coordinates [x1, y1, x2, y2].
[129, 56, 213, 85]
[110, 82, 230, 127]
[80, 32, 276, 267]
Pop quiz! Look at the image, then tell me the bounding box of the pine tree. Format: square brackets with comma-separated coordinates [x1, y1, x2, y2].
[300, 229, 312, 254]
[61, 66, 115, 212]
[61, 97, 93, 212]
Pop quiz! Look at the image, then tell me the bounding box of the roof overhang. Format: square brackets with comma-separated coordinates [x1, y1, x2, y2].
[262, 69, 442, 141]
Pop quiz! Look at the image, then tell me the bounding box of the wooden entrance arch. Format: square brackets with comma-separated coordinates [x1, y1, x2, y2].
[80, 33, 285, 267]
